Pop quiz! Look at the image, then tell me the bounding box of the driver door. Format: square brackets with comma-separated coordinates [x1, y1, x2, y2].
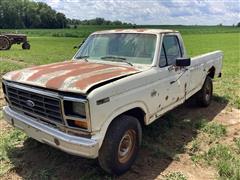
[155, 34, 190, 115]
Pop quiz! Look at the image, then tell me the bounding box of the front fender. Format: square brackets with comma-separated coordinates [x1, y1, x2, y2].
[93, 101, 149, 148]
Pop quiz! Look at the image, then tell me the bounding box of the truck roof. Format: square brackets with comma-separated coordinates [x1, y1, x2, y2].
[92, 29, 179, 35]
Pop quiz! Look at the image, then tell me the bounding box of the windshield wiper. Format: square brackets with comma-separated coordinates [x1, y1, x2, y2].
[101, 56, 133, 66]
[75, 55, 89, 62]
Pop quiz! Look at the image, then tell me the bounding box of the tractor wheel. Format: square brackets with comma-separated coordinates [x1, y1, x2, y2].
[0, 36, 11, 50]
[22, 42, 30, 50]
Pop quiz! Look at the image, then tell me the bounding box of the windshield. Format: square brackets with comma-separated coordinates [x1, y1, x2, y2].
[74, 33, 157, 65]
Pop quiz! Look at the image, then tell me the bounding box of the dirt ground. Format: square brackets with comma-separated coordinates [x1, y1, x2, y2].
[0, 87, 239, 180]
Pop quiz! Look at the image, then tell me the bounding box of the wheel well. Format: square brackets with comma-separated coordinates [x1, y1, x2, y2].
[208, 66, 215, 79]
[111, 108, 146, 128]
[102, 107, 146, 147]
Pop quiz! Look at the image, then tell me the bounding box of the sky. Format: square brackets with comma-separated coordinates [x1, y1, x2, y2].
[34, 0, 240, 25]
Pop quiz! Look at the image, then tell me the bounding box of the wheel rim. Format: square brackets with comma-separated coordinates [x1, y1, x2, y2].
[205, 82, 211, 102]
[0, 38, 9, 50]
[118, 129, 136, 164]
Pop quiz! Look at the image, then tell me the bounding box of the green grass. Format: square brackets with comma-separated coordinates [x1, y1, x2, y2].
[235, 138, 240, 152]
[0, 128, 26, 176]
[187, 120, 239, 180]
[0, 61, 25, 75]
[0, 37, 82, 65]
[201, 122, 226, 139]
[1, 25, 239, 37]
[203, 144, 240, 180]
[164, 171, 187, 180]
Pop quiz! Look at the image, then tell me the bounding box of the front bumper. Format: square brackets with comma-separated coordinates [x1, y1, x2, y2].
[3, 106, 99, 158]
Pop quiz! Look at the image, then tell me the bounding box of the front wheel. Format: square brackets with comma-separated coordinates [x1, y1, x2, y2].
[98, 115, 142, 175]
[196, 76, 213, 107]
[22, 42, 30, 50]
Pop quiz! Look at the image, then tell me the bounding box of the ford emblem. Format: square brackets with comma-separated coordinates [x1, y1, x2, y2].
[26, 100, 35, 108]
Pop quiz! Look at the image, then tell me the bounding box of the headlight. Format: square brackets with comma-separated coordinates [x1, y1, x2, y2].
[63, 98, 90, 130]
[64, 100, 86, 118]
[72, 102, 86, 118]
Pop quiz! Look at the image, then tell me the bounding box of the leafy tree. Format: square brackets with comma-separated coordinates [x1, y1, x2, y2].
[0, 0, 131, 29]
[0, 0, 67, 28]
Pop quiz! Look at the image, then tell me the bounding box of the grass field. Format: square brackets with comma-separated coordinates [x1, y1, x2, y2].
[1, 25, 239, 37]
[0, 26, 240, 179]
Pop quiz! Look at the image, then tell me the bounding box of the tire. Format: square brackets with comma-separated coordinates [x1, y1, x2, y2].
[196, 76, 213, 107]
[22, 42, 30, 50]
[98, 115, 142, 175]
[0, 36, 11, 50]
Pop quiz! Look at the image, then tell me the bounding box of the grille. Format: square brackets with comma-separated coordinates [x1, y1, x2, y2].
[6, 85, 63, 124]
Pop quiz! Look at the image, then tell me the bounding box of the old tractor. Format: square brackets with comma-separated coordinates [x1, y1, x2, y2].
[0, 33, 30, 50]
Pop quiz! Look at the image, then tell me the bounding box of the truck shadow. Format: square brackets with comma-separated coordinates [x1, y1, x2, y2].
[7, 100, 227, 180]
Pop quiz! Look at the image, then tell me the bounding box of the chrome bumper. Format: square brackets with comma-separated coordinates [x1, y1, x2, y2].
[3, 106, 99, 158]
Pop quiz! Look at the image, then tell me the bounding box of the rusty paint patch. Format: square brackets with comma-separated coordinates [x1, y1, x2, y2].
[136, 29, 146, 32]
[3, 61, 139, 94]
[115, 29, 124, 32]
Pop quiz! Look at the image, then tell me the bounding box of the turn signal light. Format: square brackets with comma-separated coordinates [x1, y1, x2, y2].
[74, 120, 88, 129]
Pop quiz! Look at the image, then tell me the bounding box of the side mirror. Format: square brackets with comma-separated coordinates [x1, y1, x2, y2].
[176, 57, 191, 67]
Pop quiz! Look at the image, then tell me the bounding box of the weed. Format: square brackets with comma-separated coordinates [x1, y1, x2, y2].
[0, 61, 25, 75]
[190, 154, 202, 164]
[0, 129, 26, 176]
[212, 94, 229, 104]
[201, 122, 226, 138]
[190, 138, 200, 153]
[203, 144, 240, 179]
[235, 138, 240, 151]
[164, 171, 187, 180]
[194, 119, 208, 130]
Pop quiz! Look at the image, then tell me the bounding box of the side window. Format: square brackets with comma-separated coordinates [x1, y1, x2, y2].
[163, 36, 182, 65]
[159, 45, 167, 67]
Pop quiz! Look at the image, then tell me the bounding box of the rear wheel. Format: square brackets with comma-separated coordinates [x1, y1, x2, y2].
[0, 36, 11, 50]
[98, 115, 142, 175]
[22, 42, 30, 50]
[196, 76, 213, 107]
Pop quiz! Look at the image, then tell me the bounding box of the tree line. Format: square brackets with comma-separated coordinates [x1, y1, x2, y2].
[0, 0, 132, 29]
[0, 0, 67, 28]
[68, 18, 133, 27]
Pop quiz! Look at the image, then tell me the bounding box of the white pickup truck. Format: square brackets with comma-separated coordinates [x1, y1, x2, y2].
[2, 29, 223, 175]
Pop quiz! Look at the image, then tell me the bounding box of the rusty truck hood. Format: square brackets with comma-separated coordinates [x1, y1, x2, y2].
[3, 61, 139, 94]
